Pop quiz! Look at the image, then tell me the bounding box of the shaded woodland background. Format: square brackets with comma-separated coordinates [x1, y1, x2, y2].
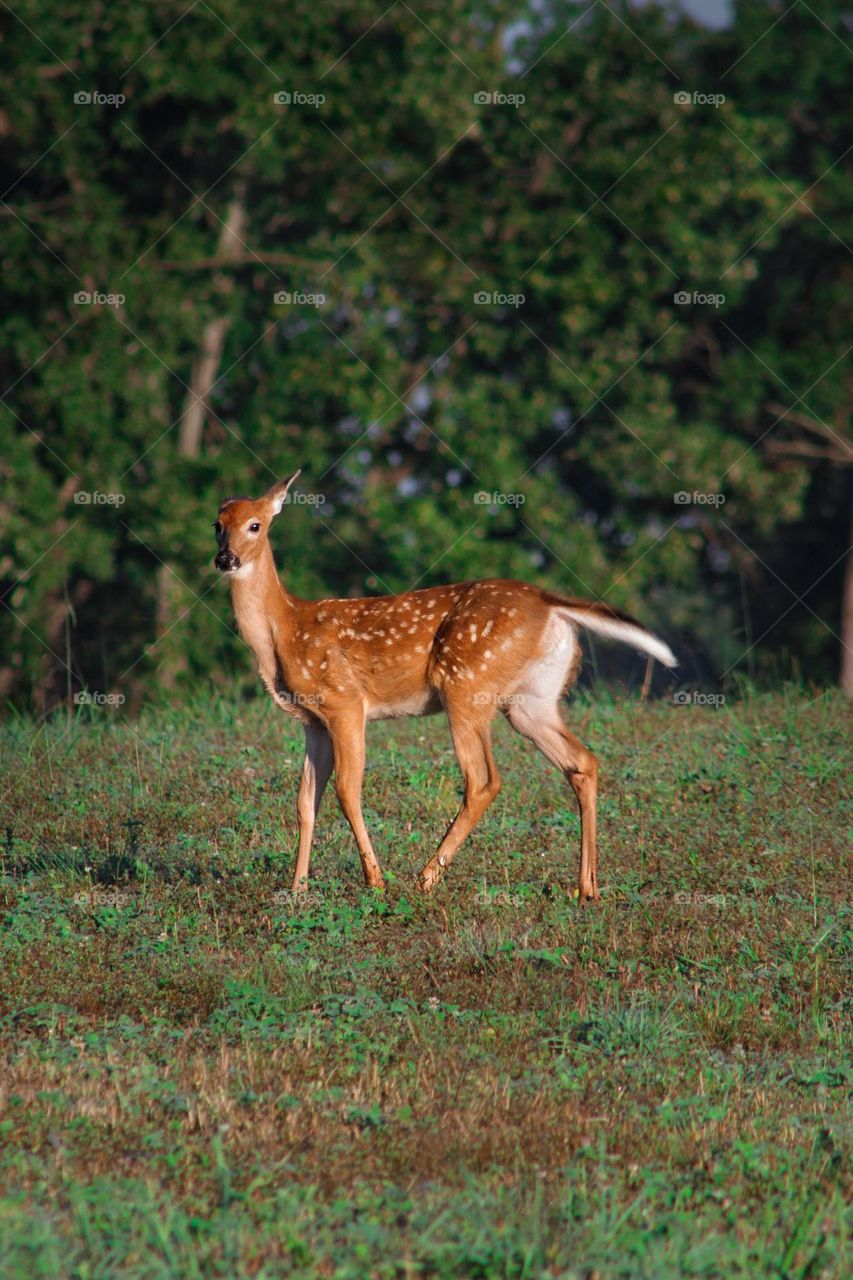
[1, 0, 850, 711]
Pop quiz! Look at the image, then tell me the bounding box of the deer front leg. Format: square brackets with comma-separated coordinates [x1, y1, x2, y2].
[328, 711, 385, 890]
[292, 721, 333, 892]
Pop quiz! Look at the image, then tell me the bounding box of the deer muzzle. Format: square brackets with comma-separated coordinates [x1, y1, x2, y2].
[215, 549, 240, 573]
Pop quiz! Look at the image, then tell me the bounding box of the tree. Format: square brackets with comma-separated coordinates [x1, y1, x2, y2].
[1, 1, 849, 709]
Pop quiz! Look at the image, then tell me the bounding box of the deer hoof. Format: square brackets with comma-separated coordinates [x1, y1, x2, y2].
[419, 863, 440, 893]
[578, 889, 601, 905]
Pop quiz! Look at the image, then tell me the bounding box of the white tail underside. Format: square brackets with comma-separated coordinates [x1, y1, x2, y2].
[557, 608, 678, 669]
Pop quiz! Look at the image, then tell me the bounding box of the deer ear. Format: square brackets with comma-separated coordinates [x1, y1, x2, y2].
[266, 470, 301, 516]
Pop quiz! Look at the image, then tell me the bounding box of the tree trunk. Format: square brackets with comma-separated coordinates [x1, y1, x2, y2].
[841, 482, 853, 698]
[154, 194, 248, 688]
[30, 473, 84, 713]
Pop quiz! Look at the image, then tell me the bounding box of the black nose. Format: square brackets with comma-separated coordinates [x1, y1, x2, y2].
[215, 550, 240, 572]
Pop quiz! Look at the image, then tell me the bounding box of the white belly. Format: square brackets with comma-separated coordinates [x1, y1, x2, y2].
[366, 690, 442, 722]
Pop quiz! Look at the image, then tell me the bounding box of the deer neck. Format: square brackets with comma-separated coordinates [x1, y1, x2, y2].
[229, 541, 297, 664]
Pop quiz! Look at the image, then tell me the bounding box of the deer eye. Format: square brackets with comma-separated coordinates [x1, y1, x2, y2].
[248, 521, 261, 533]
[213, 521, 222, 534]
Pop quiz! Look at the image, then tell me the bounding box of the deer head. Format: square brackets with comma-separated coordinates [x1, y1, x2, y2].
[213, 471, 301, 576]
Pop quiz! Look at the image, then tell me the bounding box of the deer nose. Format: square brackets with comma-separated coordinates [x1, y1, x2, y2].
[215, 550, 240, 572]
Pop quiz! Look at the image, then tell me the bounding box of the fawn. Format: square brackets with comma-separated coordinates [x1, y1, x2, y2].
[214, 472, 677, 901]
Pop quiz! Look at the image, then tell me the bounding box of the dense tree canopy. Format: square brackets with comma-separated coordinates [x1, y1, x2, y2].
[1, 0, 850, 708]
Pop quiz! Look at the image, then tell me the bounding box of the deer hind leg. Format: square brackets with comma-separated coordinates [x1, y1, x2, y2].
[328, 711, 385, 890]
[419, 710, 501, 892]
[504, 695, 600, 902]
[291, 721, 334, 892]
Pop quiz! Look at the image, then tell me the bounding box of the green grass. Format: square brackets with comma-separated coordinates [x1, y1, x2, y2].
[0, 687, 850, 1278]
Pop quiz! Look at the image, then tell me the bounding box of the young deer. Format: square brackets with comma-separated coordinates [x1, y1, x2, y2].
[214, 472, 677, 902]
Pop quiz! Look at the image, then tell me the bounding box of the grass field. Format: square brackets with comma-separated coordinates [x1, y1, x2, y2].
[0, 687, 850, 1278]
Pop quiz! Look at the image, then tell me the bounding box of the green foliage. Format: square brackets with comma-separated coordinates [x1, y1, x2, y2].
[1, 2, 850, 707]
